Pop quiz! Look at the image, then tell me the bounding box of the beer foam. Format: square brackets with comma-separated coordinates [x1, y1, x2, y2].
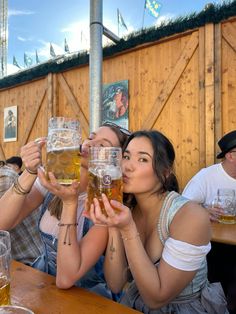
[47, 145, 81, 153]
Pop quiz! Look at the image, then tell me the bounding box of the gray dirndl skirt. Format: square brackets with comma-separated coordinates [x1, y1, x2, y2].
[120, 281, 229, 314]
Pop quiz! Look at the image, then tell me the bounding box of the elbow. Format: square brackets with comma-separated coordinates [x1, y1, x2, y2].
[108, 283, 122, 295]
[56, 274, 74, 290]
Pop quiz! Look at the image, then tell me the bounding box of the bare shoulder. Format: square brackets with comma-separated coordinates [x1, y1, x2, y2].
[170, 200, 211, 245]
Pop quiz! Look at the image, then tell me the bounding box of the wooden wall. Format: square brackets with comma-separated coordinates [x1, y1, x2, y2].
[1, 18, 236, 191]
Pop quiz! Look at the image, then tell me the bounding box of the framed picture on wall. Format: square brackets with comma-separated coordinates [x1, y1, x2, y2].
[102, 80, 129, 130]
[3, 105, 17, 142]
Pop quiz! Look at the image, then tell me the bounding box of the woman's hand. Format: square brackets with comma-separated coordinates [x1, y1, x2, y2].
[38, 168, 79, 206]
[88, 193, 133, 230]
[20, 140, 45, 173]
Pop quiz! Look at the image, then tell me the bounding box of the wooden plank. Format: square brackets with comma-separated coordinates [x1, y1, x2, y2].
[214, 23, 222, 163]
[198, 26, 206, 168]
[142, 31, 199, 129]
[0, 143, 5, 160]
[58, 73, 89, 135]
[222, 22, 236, 52]
[47, 73, 53, 120]
[18, 86, 47, 151]
[53, 74, 58, 116]
[204, 23, 215, 166]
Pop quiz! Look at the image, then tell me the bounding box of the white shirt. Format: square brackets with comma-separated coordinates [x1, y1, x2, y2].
[182, 163, 236, 207]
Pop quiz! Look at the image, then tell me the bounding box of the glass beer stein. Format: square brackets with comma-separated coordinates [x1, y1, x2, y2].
[45, 117, 82, 185]
[87, 147, 123, 216]
[212, 188, 236, 224]
[0, 230, 11, 306]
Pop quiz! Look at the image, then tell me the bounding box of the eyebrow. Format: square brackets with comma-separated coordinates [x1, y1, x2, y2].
[90, 132, 114, 147]
[125, 149, 152, 158]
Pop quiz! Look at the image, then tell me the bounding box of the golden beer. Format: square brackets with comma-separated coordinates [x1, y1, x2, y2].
[87, 170, 123, 216]
[0, 276, 10, 305]
[46, 147, 81, 185]
[218, 214, 236, 224]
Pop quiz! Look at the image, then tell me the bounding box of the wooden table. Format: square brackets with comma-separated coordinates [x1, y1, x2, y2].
[10, 260, 139, 314]
[211, 222, 236, 245]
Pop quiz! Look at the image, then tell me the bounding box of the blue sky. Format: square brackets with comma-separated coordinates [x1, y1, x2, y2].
[7, 0, 226, 75]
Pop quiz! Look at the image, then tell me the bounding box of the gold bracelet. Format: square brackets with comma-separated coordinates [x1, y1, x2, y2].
[12, 177, 30, 195]
[121, 233, 140, 241]
[25, 168, 38, 175]
[58, 222, 78, 245]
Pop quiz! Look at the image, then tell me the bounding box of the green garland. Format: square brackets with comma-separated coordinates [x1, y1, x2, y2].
[1, 0, 236, 89]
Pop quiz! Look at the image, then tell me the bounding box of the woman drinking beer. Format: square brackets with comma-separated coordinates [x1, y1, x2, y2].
[88, 130, 228, 312]
[0, 122, 130, 298]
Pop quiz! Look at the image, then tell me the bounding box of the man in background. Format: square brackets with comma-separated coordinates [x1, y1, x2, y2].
[0, 162, 43, 265]
[6, 156, 23, 175]
[182, 130, 236, 314]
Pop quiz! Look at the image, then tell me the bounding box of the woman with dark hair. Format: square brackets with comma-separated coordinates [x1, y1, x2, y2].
[0, 122, 130, 299]
[89, 130, 228, 313]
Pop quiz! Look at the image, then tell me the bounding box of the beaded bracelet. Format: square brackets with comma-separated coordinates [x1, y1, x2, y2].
[25, 168, 38, 175]
[58, 222, 78, 245]
[12, 177, 30, 195]
[121, 233, 140, 241]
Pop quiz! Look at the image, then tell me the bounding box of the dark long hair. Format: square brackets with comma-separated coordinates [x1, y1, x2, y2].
[123, 130, 179, 208]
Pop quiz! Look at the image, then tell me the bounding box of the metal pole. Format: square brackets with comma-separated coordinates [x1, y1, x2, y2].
[89, 0, 103, 133]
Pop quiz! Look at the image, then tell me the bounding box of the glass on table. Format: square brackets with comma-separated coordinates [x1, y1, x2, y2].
[212, 188, 236, 224]
[0, 305, 34, 313]
[45, 117, 82, 185]
[87, 147, 123, 216]
[0, 231, 11, 306]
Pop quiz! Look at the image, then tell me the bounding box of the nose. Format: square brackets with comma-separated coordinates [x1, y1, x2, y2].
[122, 159, 134, 172]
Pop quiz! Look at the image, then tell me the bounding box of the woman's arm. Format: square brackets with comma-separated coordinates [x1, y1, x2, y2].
[0, 141, 45, 229]
[94, 195, 211, 309]
[104, 227, 128, 293]
[38, 170, 108, 289]
[90, 196, 131, 293]
[120, 202, 211, 309]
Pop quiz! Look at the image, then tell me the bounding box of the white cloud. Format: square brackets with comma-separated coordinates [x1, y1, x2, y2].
[60, 17, 134, 52]
[17, 36, 34, 42]
[8, 9, 35, 17]
[36, 40, 64, 60]
[7, 63, 22, 76]
[154, 13, 176, 27]
[61, 19, 90, 52]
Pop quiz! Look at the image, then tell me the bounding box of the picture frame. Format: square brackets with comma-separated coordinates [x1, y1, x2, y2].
[102, 80, 129, 130]
[3, 106, 17, 142]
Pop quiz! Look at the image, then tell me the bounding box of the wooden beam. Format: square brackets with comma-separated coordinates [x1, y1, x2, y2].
[53, 74, 58, 116]
[204, 23, 215, 166]
[18, 87, 47, 152]
[222, 22, 236, 52]
[214, 23, 222, 163]
[142, 31, 199, 129]
[0, 143, 5, 160]
[198, 26, 206, 168]
[47, 73, 53, 121]
[58, 73, 89, 135]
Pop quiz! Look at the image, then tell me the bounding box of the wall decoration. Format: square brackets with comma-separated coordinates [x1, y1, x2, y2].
[3, 105, 17, 142]
[102, 80, 129, 130]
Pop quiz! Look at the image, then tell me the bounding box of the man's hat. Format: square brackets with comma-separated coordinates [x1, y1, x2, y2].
[217, 130, 236, 159]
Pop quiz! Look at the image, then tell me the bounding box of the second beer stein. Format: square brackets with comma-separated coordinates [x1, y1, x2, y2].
[212, 188, 236, 224]
[87, 147, 123, 216]
[0, 230, 11, 306]
[46, 117, 82, 185]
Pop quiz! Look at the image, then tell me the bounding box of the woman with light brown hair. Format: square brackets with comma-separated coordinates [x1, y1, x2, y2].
[0, 122, 130, 298]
